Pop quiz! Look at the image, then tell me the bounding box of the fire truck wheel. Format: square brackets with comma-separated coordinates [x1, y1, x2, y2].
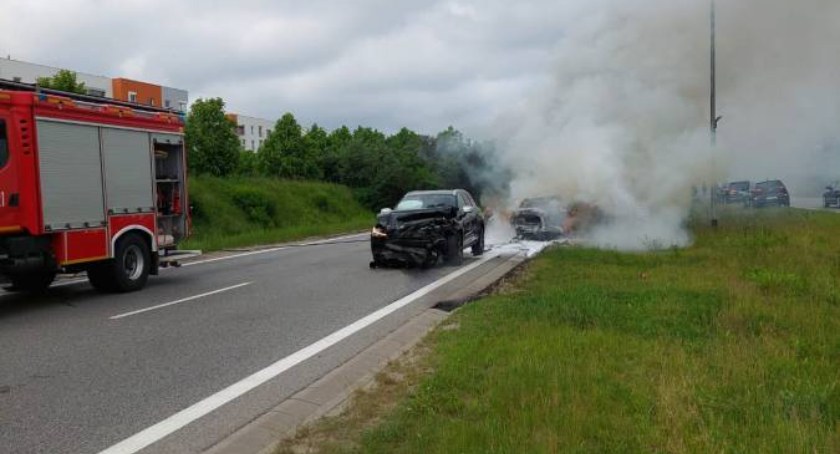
[8, 271, 56, 293]
[86, 263, 115, 292]
[88, 233, 151, 293]
[113, 234, 151, 292]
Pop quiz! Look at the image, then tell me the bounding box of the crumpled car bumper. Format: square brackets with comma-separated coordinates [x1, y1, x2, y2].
[371, 237, 446, 267]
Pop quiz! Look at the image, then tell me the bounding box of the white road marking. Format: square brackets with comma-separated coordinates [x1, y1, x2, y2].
[179, 246, 288, 267]
[109, 282, 252, 320]
[178, 233, 368, 268]
[97, 251, 501, 454]
[0, 234, 369, 294]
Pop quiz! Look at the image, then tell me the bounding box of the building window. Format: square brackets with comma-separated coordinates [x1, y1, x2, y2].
[165, 100, 171, 108]
[267, 129, 271, 136]
[87, 88, 106, 97]
[242, 139, 246, 146]
[251, 140, 255, 150]
[250, 125, 254, 135]
[236, 126, 245, 136]
[179, 102, 187, 111]
[149, 98, 155, 106]
[128, 91, 137, 102]
[258, 125, 263, 137]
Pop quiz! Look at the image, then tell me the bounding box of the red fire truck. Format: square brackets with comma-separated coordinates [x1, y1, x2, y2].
[0, 83, 197, 293]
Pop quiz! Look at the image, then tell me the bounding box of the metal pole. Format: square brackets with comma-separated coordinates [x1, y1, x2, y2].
[711, 0, 717, 143]
[709, 0, 719, 227]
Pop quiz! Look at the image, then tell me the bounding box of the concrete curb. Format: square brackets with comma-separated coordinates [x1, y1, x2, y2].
[203, 252, 528, 454]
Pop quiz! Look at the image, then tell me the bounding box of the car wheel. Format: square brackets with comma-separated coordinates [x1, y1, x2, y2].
[8, 271, 56, 293]
[88, 233, 151, 293]
[445, 233, 464, 266]
[471, 226, 485, 257]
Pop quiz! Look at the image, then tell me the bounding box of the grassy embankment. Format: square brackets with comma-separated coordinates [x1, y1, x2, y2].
[280, 208, 840, 453]
[182, 176, 372, 251]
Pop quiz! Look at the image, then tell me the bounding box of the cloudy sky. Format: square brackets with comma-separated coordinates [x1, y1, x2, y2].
[0, 0, 572, 136]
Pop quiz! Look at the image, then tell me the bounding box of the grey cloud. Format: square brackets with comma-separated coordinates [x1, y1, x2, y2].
[0, 0, 565, 134]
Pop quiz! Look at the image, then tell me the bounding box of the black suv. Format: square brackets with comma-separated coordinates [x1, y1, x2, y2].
[370, 189, 485, 268]
[750, 180, 790, 208]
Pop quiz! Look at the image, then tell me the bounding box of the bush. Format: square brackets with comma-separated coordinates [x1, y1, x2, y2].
[231, 189, 276, 228]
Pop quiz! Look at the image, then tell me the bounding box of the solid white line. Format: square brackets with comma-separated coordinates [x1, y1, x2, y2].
[180, 247, 288, 267]
[97, 252, 500, 454]
[109, 282, 252, 320]
[180, 233, 367, 268]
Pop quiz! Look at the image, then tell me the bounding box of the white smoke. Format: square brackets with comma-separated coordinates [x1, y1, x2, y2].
[488, 0, 840, 250]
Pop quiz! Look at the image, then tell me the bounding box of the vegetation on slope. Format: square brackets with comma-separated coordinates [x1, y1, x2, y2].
[183, 176, 372, 251]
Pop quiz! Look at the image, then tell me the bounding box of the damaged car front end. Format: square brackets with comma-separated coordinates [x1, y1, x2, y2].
[371, 207, 457, 268]
[370, 190, 485, 268]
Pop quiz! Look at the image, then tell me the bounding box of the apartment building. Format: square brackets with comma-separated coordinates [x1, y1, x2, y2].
[226, 113, 275, 151]
[0, 57, 188, 111]
[0, 57, 112, 97]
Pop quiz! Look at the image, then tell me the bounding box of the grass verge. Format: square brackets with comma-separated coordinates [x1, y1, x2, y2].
[182, 176, 373, 251]
[279, 208, 840, 453]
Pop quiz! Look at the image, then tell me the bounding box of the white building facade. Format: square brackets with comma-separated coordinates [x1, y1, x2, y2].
[228, 114, 275, 152]
[0, 57, 113, 97]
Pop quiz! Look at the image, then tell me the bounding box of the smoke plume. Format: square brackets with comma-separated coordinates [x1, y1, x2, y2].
[489, 0, 840, 250]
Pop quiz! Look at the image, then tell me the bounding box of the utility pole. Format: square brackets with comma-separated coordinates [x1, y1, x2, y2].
[709, 0, 720, 227]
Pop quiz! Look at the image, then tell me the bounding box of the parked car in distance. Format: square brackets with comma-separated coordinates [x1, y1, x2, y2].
[370, 189, 485, 268]
[722, 181, 751, 205]
[751, 180, 790, 208]
[823, 182, 840, 208]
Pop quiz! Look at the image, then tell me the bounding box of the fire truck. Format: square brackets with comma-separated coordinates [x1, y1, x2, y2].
[0, 81, 198, 293]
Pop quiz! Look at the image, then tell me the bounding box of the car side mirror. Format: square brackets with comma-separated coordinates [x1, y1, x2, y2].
[379, 208, 392, 215]
[462, 206, 475, 214]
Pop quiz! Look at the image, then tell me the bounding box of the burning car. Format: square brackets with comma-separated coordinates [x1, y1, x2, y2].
[511, 198, 605, 240]
[370, 190, 485, 268]
[511, 197, 566, 240]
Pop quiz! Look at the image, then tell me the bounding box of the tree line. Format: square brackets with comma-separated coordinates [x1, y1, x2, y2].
[185, 97, 508, 211]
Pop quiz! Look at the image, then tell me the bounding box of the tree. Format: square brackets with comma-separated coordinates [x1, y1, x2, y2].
[260, 113, 322, 180]
[304, 123, 328, 180]
[323, 126, 352, 183]
[37, 70, 87, 94]
[236, 148, 260, 176]
[184, 98, 240, 176]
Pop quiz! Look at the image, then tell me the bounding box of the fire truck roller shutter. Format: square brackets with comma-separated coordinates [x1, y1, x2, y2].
[101, 128, 154, 214]
[36, 120, 106, 230]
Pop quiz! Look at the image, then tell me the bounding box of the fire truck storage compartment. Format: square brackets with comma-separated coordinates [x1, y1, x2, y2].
[101, 128, 154, 215]
[36, 120, 106, 230]
[153, 134, 185, 247]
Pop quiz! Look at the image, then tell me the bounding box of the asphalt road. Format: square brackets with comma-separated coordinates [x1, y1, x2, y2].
[0, 234, 485, 454]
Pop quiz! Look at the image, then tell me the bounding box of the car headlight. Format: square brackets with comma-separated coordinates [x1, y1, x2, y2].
[371, 226, 388, 239]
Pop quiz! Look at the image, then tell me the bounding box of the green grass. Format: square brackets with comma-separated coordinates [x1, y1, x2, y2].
[329, 208, 840, 453]
[182, 176, 372, 251]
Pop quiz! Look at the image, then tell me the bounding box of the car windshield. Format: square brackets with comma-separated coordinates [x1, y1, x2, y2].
[395, 194, 457, 211]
